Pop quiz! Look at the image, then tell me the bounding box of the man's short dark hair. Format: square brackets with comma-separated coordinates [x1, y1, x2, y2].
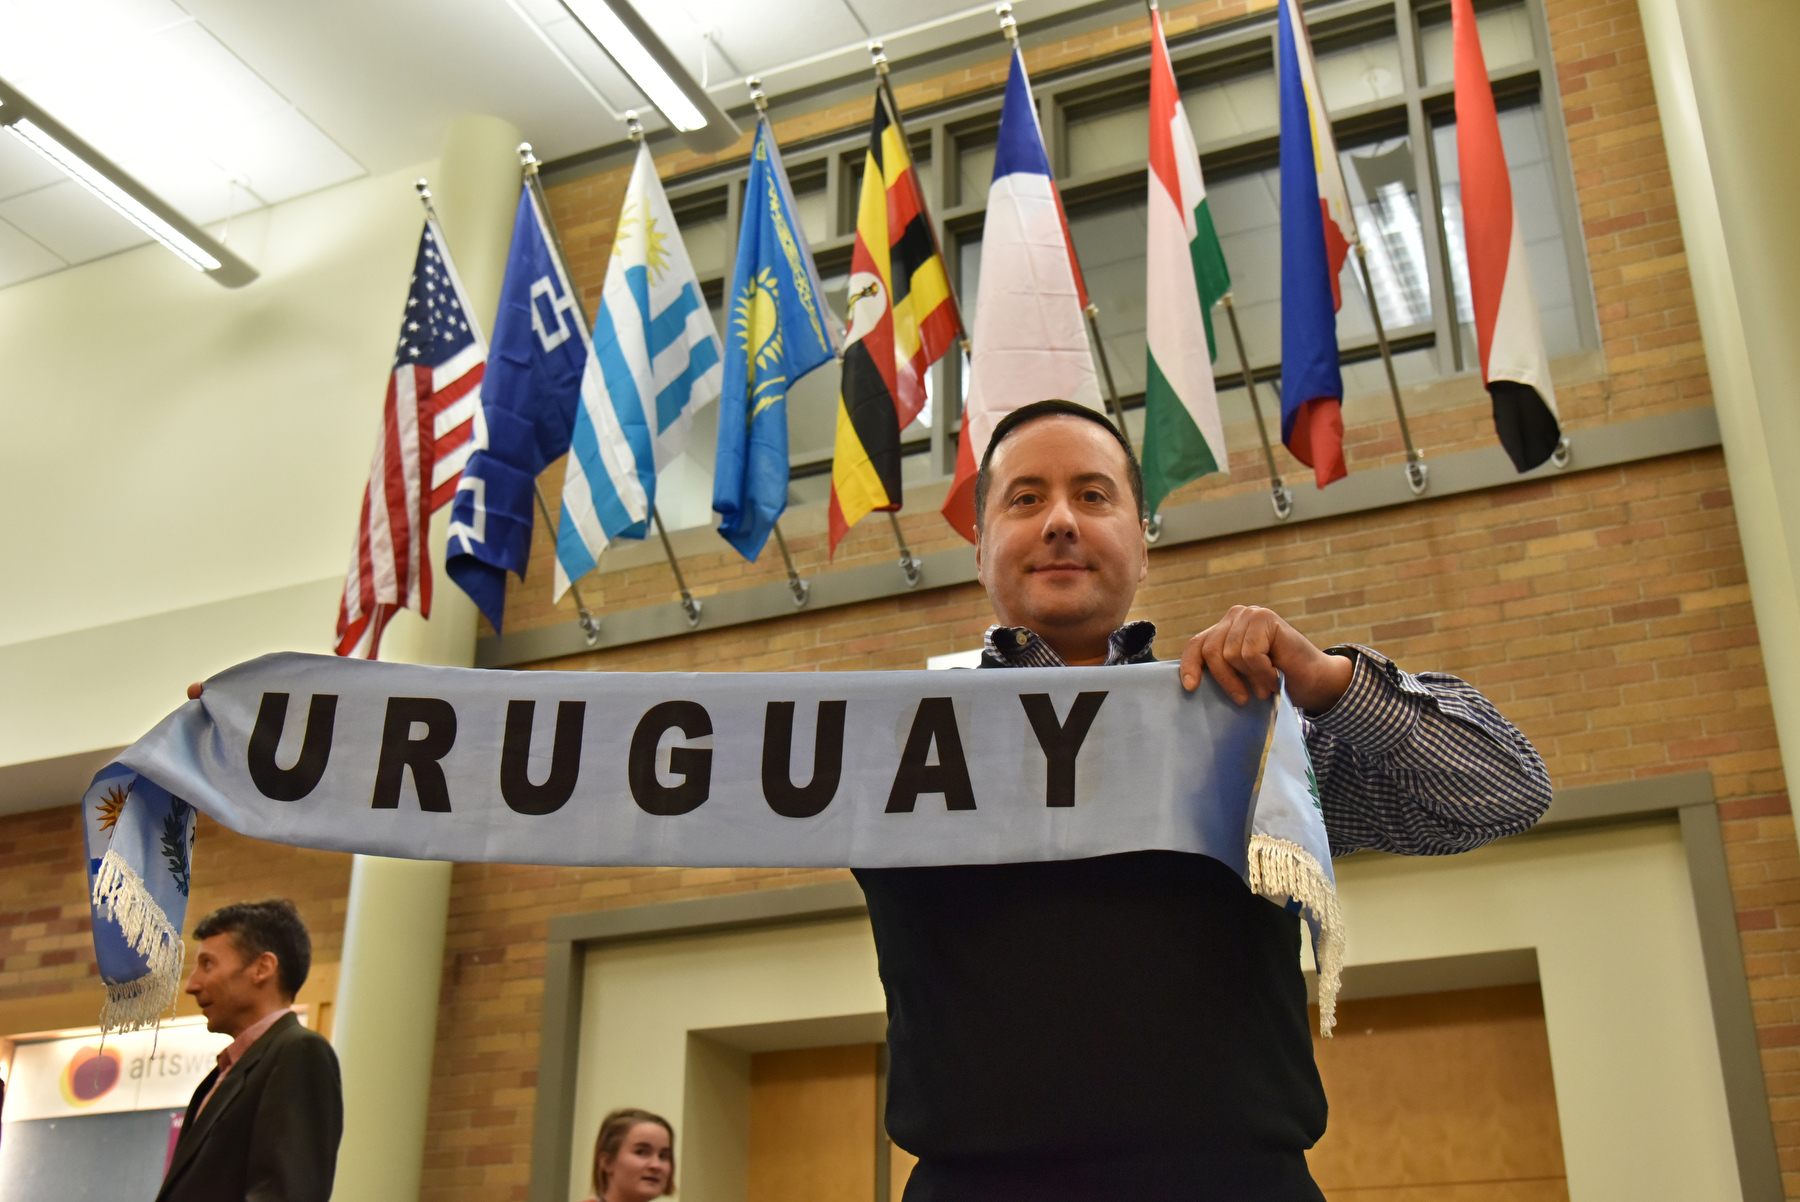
[973, 399, 1146, 531]
[194, 900, 311, 999]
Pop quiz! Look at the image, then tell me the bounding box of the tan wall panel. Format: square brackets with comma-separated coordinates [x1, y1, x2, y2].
[747, 1045, 878, 1202]
[1309, 985, 1566, 1196]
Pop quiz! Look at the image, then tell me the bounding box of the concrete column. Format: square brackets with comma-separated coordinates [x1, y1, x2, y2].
[1648, 2, 1800, 834]
[330, 114, 522, 1202]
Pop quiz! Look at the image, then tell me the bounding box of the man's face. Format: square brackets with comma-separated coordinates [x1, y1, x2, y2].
[975, 415, 1148, 657]
[185, 933, 277, 1036]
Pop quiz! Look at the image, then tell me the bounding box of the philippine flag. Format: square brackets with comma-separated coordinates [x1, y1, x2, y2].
[1277, 0, 1355, 488]
[941, 45, 1102, 543]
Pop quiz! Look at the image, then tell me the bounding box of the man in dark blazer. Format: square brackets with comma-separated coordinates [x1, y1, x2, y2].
[157, 899, 342, 1202]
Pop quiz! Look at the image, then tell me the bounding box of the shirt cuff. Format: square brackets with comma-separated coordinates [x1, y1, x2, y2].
[1305, 645, 1421, 757]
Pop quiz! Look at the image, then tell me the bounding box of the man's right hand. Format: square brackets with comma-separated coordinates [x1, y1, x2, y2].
[187, 682, 204, 701]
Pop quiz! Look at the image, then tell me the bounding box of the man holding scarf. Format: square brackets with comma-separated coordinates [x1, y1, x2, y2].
[854, 399, 1551, 1202]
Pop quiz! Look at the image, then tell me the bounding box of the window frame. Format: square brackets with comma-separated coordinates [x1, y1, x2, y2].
[646, 0, 1593, 491]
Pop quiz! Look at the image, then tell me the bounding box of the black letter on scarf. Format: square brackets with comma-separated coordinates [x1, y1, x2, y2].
[248, 692, 338, 801]
[762, 700, 848, 818]
[1019, 692, 1108, 808]
[500, 700, 586, 816]
[630, 701, 713, 815]
[886, 697, 976, 812]
[371, 697, 458, 811]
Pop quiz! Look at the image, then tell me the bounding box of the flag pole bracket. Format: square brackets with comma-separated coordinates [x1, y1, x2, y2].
[772, 523, 811, 607]
[1551, 435, 1572, 470]
[1222, 295, 1293, 521]
[888, 513, 923, 587]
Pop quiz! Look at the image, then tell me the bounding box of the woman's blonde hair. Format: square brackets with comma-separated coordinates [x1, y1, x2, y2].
[591, 1108, 676, 1198]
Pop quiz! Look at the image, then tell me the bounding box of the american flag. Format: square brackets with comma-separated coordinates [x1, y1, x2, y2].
[335, 217, 486, 658]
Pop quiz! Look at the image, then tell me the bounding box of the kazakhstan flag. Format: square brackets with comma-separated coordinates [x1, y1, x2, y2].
[713, 116, 838, 561]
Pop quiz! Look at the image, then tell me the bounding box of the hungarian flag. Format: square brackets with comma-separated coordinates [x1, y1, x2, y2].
[942, 46, 1102, 543]
[1278, 0, 1354, 488]
[1142, 5, 1231, 516]
[829, 86, 963, 554]
[1453, 0, 1562, 471]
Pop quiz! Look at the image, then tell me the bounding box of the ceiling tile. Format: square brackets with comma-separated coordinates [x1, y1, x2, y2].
[0, 216, 66, 289]
[0, 179, 150, 263]
[0, 129, 67, 203]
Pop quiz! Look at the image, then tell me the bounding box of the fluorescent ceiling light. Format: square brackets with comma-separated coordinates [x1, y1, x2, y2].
[9, 118, 221, 272]
[0, 80, 255, 287]
[563, 0, 705, 130]
[556, 0, 739, 152]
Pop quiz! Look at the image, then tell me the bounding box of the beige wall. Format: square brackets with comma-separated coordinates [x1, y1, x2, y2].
[0, 158, 437, 774]
[571, 822, 1736, 1202]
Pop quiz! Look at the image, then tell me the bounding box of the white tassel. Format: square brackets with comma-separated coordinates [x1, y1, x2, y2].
[91, 849, 184, 1033]
[1247, 834, 1345, 1037]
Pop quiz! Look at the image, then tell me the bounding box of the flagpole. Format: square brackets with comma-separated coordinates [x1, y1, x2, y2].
[747, 77, 814, 610]
[416, 176, 603, 647]
[1223, 295, 1294, 521]
[1352, 242, 1429, 495]
[995, 5, 1136, 455]
[521, 133, 703, 630]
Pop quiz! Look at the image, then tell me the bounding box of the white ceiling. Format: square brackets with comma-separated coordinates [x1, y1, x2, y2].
[0, 0, 1107, 290]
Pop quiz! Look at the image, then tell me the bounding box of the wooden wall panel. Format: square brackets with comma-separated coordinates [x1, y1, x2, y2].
[747, 1044, 879, 1202]
[1308, 984, 1568, 1201]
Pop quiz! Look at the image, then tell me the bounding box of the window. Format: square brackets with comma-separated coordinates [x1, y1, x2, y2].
[624, 0, 1587, 543]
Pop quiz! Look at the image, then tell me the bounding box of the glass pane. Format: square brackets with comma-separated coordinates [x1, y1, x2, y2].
[792, 180, 832, 246]
[1066, 102, 1150, 178]
[1340, 136, 1434, 331]
[1314, 35, 1404, 111]
[914, 156, 939, 210]
[1204, 166, 1283, 375]
[1339, 344, 1438, 398]
[1421, 3, 1535, 86]
[1432, 101, 1581, 362]
[677, 214, 728, 280]
[1183, 69, 1279, 143]
[959, 140, 996, 206]
[1067, 200, 1149, 397]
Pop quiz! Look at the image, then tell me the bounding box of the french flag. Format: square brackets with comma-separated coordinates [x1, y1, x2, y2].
[941, 45, 1102, 543]
[1277, 0, 1354, 489]
[1454, 0, 1562, 471]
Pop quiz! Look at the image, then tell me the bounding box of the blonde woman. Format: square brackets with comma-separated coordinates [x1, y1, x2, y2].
[585, 1108, 675, 1202]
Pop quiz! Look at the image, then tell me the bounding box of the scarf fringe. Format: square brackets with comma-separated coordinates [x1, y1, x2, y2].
[91, 849, 183, 1033]
[1247, 834, 1344, 1037]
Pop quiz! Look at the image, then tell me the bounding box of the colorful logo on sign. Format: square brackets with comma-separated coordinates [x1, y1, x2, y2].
[59, 1045, 123, 1106]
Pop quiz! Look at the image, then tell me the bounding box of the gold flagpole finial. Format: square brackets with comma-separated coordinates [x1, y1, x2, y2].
[517, 142, 540, 176]
[870, 41, 889, 77]
[997, 3, 1018, 42]
[624, 110, 645, 143]
[747, 76, 768, 115]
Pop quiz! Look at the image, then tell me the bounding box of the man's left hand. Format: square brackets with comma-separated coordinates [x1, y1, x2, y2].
[1181, 605, 1354, 714]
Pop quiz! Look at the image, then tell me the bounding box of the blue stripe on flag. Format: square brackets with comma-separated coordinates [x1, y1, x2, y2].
[593, 296, 656, 539]
[564, 389, 640, 545]
[657, 335, 720, 434]
[648, 283, 703, 361]
[554, 498, 597, 585]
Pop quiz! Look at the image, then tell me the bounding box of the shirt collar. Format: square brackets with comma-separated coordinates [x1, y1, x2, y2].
[218, 1006, 291, 1074]
[982, 620, 1157, 668]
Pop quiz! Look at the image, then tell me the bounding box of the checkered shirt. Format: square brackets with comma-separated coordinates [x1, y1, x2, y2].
[981, 622, 1552, 856]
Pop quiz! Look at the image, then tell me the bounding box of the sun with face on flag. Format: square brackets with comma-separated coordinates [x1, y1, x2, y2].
[734, 267, 786, 418]
[613, 203, 673, 283]
[95, 784, 128, 837]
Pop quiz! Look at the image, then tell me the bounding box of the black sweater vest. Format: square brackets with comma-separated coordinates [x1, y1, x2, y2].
[854, 850, 1328, 1200]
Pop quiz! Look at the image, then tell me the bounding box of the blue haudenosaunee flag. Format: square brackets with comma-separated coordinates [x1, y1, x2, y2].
[1278, 0, 1355, 488]
[555, 142, 724, 597]
[82, 765, 196, 1031]
[713, 115, 839, 561]
[445, 183, 588, 631]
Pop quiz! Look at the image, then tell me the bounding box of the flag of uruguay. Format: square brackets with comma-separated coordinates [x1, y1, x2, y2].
[555, 144, 723, 599]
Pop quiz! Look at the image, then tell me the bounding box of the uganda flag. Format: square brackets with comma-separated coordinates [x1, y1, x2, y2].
[828, 86, 962, 555]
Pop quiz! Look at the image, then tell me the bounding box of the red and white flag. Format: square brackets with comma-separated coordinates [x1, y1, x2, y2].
[941, 46, 1102, 543]
[335, 216, 485, 658]
[1454, 0, 1562, 471]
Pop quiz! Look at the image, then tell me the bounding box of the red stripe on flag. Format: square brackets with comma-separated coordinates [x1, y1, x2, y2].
[1452, 0, 1511, 377]
[1287, 398, 1348, 488]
